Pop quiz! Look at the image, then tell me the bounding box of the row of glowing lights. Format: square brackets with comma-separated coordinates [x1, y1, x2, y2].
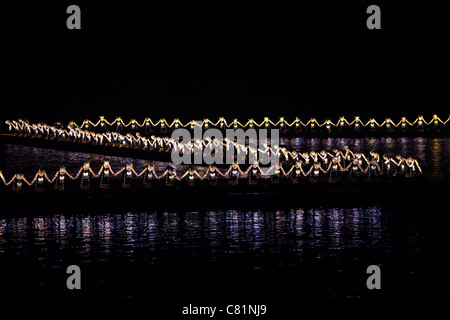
[65, 115, 449, 129]
[7, 119, 285, 156]
[7, 119, 301, 160]
[0, 153, 421, 188]
[6, 120, 424, 166]
[8, 120, 283, 157]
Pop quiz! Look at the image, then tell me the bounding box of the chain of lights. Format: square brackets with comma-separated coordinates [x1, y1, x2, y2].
[4, 120, 425, 168]
[61, 115, 450, 131]
[6, 119, 280, 158]
[6, 119, 176, 149]
[0, 152, 422, 192]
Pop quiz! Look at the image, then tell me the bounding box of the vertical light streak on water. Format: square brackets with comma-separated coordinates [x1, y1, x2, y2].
[430, 138, 443, 178]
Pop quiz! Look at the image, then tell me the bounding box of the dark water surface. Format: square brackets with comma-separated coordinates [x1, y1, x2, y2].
[0, 137, 449, 300]
[0, 204, 449, 300]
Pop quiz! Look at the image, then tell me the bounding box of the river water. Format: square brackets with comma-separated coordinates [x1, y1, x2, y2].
[0, 137, 449, 299]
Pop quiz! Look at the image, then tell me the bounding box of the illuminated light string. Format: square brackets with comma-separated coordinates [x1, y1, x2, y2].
[5, 119, 312, 160]
[43, 115, 450, 130]
[4, 120, 424, 176]
[0, 151, 423, 190]
[4, 120, 424, 179]
[1, 120, 429, 169]
[4, 114, 449, 153]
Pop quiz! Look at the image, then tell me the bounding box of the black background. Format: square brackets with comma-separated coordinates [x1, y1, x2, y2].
[2, 2, 449, 123]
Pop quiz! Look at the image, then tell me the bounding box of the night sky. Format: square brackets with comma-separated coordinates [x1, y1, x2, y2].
[2, 2, 449, 123]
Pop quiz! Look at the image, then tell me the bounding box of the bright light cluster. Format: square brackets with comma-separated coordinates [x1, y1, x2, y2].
[4, 120, 424, 169]
[63, 115, 450, 130]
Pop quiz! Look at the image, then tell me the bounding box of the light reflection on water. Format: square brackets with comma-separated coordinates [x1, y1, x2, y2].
[0, 207, 389, 265]
[1, 199, 448, 299]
